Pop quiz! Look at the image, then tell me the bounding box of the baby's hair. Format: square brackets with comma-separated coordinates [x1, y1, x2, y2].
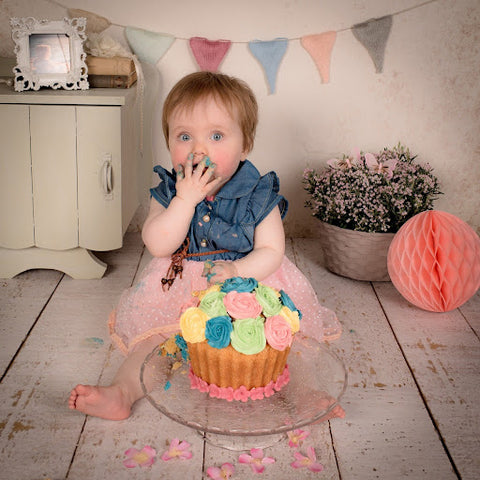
[162, 71, 258, 153]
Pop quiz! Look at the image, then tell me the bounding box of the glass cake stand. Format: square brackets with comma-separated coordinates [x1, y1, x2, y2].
[140, 335, 347, 450]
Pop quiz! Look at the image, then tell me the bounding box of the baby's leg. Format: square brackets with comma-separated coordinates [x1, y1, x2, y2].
[68, 334, 165, 420]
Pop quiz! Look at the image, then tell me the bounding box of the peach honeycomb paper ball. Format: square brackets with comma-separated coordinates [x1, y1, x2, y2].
[387, 210, 480, 312]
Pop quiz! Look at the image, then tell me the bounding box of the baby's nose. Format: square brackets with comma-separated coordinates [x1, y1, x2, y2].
[190, 151, 206, 163]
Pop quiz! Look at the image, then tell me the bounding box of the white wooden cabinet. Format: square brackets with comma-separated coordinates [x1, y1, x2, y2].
[0, 85, 142, 278]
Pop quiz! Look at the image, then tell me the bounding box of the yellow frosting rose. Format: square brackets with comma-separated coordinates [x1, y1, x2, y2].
[193, 284, 221, 301]
[179, 307, 208, 343]
[279, 306, 300, 334]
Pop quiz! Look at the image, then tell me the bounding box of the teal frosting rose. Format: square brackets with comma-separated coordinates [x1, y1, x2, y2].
[199, 291, 227, 318]
[205, 316, 233, 349]
[221, 277, 258, 293]
[255, 284, 282, 317]
[230, 317, 266, 355]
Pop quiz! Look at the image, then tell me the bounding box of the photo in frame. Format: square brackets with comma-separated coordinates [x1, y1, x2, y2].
[10, 17, 89, 91]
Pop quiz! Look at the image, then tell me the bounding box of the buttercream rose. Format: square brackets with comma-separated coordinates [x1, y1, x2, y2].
[279, 290, 302, 320]
[205, 316, 233, 349]
[179, 307, 208, 343]
[223, 291, 263, 320]
[279, 306, 300, 333]
[255, 284, 282, 317]
[230, 317, 266, 355]
[264, 315, 292, 351]
[221, 277, 258, 293]
[199, 291, 227, 318]
[194, 284, 221, 301]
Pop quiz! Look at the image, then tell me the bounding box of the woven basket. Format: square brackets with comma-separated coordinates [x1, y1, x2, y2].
[317, 221, 395, 281]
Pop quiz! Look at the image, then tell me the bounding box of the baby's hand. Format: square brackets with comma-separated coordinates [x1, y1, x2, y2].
[175, 155, 222, 206]
[207, 260, 238, 284]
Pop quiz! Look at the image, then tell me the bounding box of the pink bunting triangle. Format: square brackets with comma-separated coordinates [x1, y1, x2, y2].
[301, 31, 336, 84]
[189, 37, 231, 72]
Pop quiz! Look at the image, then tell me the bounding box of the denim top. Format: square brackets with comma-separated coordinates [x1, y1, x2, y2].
[150, 160, 288, 261]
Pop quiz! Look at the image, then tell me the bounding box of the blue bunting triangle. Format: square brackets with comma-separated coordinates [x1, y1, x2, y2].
[125, 27, 175, 64]
[248, 38, 288, 94]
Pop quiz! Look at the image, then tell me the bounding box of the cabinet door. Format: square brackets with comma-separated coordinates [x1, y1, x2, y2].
[30, 105, 78, 250]
[77, 106, 122, 251]
[0, 105, 34, 248]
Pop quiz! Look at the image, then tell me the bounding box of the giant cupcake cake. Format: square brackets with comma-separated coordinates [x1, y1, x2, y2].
[170, 277, 301, 402]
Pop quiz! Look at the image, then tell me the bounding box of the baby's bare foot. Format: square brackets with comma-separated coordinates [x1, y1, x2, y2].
[68, 384, 132, 420]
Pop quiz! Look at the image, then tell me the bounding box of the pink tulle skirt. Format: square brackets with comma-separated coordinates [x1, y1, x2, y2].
[109, 256, 341, 355]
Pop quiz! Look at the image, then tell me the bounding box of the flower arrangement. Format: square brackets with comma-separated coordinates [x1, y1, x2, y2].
[302, 143, 442, 233]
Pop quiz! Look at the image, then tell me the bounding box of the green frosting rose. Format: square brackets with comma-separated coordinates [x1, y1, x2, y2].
[230, 317, 266, 355]
[199, 291, 227, 318]
[255, 284, 282, 317]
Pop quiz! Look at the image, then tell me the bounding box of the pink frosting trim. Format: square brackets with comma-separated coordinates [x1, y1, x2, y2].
[188, 365, 290, 402]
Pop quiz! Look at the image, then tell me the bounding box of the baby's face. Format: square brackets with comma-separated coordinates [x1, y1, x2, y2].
[168, 97, 247, 192]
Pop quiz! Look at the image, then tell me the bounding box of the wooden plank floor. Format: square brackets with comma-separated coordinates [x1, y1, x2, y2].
[0, 233, 478, 479]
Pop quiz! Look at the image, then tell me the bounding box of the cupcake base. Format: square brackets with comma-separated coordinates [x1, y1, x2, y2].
[187, 341, 291, 401]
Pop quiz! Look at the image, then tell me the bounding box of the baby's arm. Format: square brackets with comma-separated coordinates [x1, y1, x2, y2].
[141, 197, 193, 257]
[211, 206, 285, 282]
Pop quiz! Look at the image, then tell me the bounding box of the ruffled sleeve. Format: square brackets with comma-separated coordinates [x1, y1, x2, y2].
[149, 165, 177, 208]
[249, 171, 288, 226]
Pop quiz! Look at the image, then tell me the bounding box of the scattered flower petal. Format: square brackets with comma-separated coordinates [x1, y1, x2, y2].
[287, 429, 310, 448]
[239, 447, 275, 474]
[207, 462, 235, 479]
[123, 445, 156, 468]
[290, 446, 323, 472]
[161, 438, 193, 461]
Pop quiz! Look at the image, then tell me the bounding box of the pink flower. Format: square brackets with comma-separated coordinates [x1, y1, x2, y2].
[207, 462, 235, 479]
[198, 378, 209, 393]
[264, 315, 292, 351]
[238, 448, 275, 474]
[123, 445, 156, 468]
[287, 429, 310, 448]
[219, 386, 234, 401]
[250, 387, 265, 401]
[209, 383, 221, 398]
[233, 385, 250, 402]
[161, 438, 193, 461]
[290, 446, 323, 472]
[223, 291, 262, 319]
[263, 381, 275, 397]
[364, 152, 397, 178]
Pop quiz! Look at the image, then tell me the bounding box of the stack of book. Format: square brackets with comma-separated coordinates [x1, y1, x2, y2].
[86, 55, 137, 88]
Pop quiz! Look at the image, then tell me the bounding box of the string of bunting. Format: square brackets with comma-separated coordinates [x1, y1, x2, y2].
[50, 0, 439, 93]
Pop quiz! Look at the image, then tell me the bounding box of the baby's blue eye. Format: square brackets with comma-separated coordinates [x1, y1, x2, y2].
[180, 133, 191, 141]
[211, 132, 223, 141]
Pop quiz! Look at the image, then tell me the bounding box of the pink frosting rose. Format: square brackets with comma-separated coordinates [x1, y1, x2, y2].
[264, 315, 293, 351]
[223, 291, 263, 320]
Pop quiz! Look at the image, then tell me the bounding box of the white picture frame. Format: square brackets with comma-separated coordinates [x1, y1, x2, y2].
[10, 17, 89, 91]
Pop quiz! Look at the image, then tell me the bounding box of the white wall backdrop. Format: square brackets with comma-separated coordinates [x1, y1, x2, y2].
[1, 0, 479, 236]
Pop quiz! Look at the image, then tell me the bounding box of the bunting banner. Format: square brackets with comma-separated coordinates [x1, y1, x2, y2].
[61, 0, 439, 92]
[189, 37, 232, 72]
[248, 38, 288, 94]
[301, 31, 337, 84]
[125, 27, 175, 65]
[352, 15, 393, 73]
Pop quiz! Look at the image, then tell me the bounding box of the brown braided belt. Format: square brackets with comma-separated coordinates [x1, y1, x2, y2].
[161, 237, 229, 291]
